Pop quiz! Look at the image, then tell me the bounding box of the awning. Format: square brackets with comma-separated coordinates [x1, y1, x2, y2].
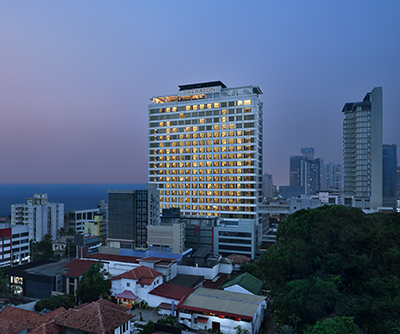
[116, 290, 138, 300]
[195, 317, 208, 324]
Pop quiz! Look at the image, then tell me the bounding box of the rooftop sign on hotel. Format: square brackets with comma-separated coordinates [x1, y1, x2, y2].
[178, 86, 222, 96]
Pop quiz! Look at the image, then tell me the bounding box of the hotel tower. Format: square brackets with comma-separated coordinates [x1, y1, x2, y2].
[148, 81, 263, 221]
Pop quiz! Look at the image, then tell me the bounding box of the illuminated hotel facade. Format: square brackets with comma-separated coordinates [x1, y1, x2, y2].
[148, 81, 263, 221]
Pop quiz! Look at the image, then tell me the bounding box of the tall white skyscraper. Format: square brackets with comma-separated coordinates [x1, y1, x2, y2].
[148, 81, 263, 221]
[342, 87, 383, 209]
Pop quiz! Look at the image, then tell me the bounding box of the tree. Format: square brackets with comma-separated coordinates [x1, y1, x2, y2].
[303, 317, 360, 334]
[76, 260, 109, 303]
[31, 235, 54, 260]
[34, 294, 75, 312]
[254, 205, 400, 333]
[0, 268, 9, 294]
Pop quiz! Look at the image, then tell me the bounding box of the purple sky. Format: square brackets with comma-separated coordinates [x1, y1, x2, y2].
[1, 1, 399, 186]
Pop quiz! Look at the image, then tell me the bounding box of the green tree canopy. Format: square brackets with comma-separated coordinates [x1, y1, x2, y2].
[244, 205, 400, 333]
[76, 260, 109, 303]
[0, 268, 9, 294]
[34, 294, 75, 312]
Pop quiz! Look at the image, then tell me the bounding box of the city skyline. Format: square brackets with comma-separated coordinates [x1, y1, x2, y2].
[1, 1, 400, 186]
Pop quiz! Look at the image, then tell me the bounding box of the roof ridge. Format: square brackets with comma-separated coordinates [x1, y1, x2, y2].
[96, 301, 105, 334]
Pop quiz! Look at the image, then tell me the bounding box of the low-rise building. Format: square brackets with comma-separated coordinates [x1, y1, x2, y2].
[178, 287, 267, 334]
[219, 272, 263, 295]
[110, 266, 164, 306]
[0, 299, 134, 334]
[0, 223, 30, 268]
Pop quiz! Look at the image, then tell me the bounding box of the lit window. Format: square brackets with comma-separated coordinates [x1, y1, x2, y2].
[221, 117, 227, 122]
[200, 119, 205, 124]
[166, 108, 171, 113]
[221, 109, 227, 115]
[173, 128, 177, 133]
[186, 105, 191, 111]
[207, 103, 212, 109]
[199, 133, 205, 138]
[185, 127, 190, 132]
[244, 107, 251, 113]
[172, 107, 177, 112]
[237, 100, 243, 106]
[159, 122, 164, 127]
[229, 124, 235, 129]
[193, 126, 198, 131]
[166, 121, 171, 126]
[213, 125, 219, 130]
[200, 104, 205, 109]
[244, 100, 251, 105]
[206, 132, 212, 138]
[192, 105, 198, 110]
[180, 113, 185, 118]
[214, 103, 220, 108]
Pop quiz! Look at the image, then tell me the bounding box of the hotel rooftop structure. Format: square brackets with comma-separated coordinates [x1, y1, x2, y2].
[148, 81, 263, 221]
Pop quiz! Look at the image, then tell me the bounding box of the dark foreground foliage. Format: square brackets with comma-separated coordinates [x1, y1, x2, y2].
[242, 205, 400, 333]
[34, 294, 75, 312]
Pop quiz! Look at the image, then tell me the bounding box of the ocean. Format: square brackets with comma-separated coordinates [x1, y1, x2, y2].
[0, 184, 146, 216]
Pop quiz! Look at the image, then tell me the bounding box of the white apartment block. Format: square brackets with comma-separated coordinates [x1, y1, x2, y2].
[148, 81, 263, 221]
[0, 224, 30, 268]
[67, 208, 100, 233]
[11, 193, 64, 242]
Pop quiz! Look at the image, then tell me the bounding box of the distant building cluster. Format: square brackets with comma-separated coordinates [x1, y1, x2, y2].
[0, 82, 399, 334]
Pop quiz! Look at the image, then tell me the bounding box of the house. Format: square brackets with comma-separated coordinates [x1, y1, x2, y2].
[0, 305, 65, 334]
[226, 254, 251, 272]
[110, 266, 164, 306]
[178, 287, 267, 334]
[148, 283, 195, 314]
[63, 259, 98, 295]
[86, 253, 178, 281]
[53, 299, 134, 334]
[219, 272, 264, 295]
[0, 299, 134, 334]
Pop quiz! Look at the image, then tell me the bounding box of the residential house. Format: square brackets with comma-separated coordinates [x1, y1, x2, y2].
[0, 299, 134, 334]
[219, 272, 264, 295]
[110, 266, 164, 306]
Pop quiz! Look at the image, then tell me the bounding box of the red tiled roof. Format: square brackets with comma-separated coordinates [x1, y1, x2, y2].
[53, 299, 134, 334]
[29, 320, 64, 334]
[0, 305, 42, 333]
[87, 253, 140, 264]
[63, 259, 98, 277]
[116, 290, 138, 300]
[226, 254, 250, 265]
[158, 302, 173, 310]
[0, 306, 66, 334]
[150, 283, 195, 300]
[110, 265, 163, 285]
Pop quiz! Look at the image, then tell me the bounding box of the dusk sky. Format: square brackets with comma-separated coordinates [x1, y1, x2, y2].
[1, 1, 399, 186]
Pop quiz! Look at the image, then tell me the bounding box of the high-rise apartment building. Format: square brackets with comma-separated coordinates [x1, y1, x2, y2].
[342, 87, 383, 209]
[11, 194, 64, 242]
[382, 144, 397, 209]
[148, 81, 263, 221]
[107, 184, 159, 249]
[289, 148, 321, 195]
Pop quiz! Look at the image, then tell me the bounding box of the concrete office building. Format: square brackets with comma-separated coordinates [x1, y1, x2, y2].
[148, 81, 263, 221]
[262, 173, 273, 199]
[0, 224, 30, 268]
[107, 184, 159, 250]
[342, 87, 383, 209]
[11, 194, 63, 242]
[382, 144, 397, 209]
